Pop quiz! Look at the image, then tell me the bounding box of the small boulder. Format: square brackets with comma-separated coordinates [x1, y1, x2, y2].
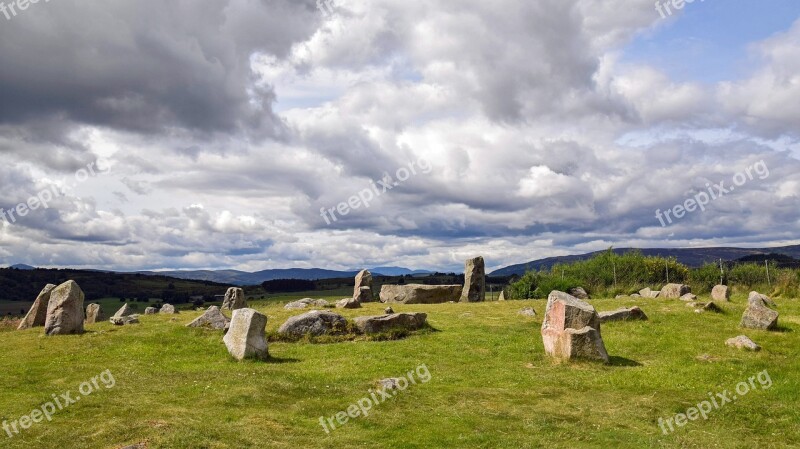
[18, 284, 57, 330]
[85, 303, 104, 325]
[187, 306, 230, 330]
[712, 285, 730, 302]
[630, 294, 642, 298]
[568, 287, 590, 300]
[748, 292, 776, 308]
[160, 304, 178, 314]
[680, 293, 698, 301]
[660, 284, 691, 299]
[741, 300, 779, 331]
[44, 281, 85, 336]
[638, 288, 660, 298]
[223, 308, 269, 361]
[353, 313, 428, 334]
[384, 307, 394, 314]
[336, 297, 362, 309]
[278, 310, 348, 338]
[222, 287, 247, 311]
[541, 291, 608, 363]
[284, 298, 330, 310]
[519, 307, 537, 317]
[725, 335, 761, 351]
[599, 306, 648, 323]
[701, 302, 723, 313]
[110, 315, 140, 326]
[144, 307, 158, 315]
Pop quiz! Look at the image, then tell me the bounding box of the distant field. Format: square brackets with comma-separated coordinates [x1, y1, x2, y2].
[1, 294, 798, 448]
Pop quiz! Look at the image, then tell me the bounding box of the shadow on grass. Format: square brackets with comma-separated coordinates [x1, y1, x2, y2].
[607, 356, 642, 367]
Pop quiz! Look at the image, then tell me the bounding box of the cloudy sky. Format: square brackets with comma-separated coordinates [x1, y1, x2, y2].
[1, 0, 799, 273]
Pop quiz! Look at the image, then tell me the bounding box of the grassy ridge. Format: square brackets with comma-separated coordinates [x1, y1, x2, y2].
[0, 294, 798, 448]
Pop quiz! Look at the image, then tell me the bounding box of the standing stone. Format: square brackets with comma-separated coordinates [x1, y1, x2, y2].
[748, 291, 776, 308]
[160, 304, 178, 314]
[18, 284, 57, 330]
[187, 306, 230, 330]
[113, 303, 134, 318]
[660, 284, 691, 299]
[353, 270, 374, 302]
[541, 291, 608, 363]
[712, 285, 730, 302]
[223, 308, 269, 361]
[498, 290, 506, 301]
[44, 281, 85, 336]
[85, 303, 104, 324]
[460, 257, 486, 302]
[144, 307, 158, 315]
[221, 287, 247, 311]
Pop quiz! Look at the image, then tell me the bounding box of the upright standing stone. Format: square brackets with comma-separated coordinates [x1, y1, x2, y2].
[498, 290, 506, 301]
[541, 291, 608, 363]
[17, 284, 56, 330]
[160, 304, 178, 314]
[353, 270, 374, 302]
[711, 285, 730, 302]
[460, 256, 485, 302]
[85, 303, 104, 324]
[741, 298, 779, 331]
[222, 287, 247, 311]
[44, 281, 85, 336]
[223, 308, 269, 361]
[660, 284, 691, 299]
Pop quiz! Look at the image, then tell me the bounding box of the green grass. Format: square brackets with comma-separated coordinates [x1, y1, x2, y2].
[1, 294, 798, 448]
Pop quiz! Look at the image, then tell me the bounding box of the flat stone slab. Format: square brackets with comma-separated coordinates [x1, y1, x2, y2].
[380, 284, 463, 304]
[352, 313, 428, 334]
[599, 306, 648, 323]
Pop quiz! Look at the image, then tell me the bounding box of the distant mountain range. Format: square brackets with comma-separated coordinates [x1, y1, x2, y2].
[136, 266, 433, 285]
[489, 245, 800, 277]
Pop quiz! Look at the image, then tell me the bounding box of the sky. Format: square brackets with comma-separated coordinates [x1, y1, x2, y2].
[0, 0, 799, 273]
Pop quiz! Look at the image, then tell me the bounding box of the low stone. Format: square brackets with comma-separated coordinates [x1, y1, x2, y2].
[278, 310, 348, 337]
[378, 378, 405, 390]
[187, 306, 230, 330]
[160, 304, 178, 314]
[223, 308, 269, 361]
[519, 307, 537, 317]
[336, 297, 362, 309]
[725, 335, 761, 351]
[110, 315, 140, 326]
[380, 284, 462, 304]
[541, 291, 608, 363]
[680, 293, 697, 301]
[702, 302, 723, 313]
[384, 307, 394, 314]
[222, 287, 247, 311]
[630, 294, 642, 298]
[44, 281, 86, 336]
[599, 306, 648, 323]
[285, 298, 330, 310]
[144, 307, 158, 315]
[568, 287, 590, 300]
[85, 303, 103, 324]
[660, 284, 691, 299]
[353, 313, 428, 334]
[748, 291, 776, 308]
[18, 284, 56, 330]
[741, 301, 779, 331]
[638, 288, 660, 298]
[498, 291, 506, 301]
[712, 285, 730, 302]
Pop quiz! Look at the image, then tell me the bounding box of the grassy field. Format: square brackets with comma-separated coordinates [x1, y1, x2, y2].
[1, 293, 798, 448]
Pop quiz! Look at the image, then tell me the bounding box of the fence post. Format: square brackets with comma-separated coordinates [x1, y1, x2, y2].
[766, 260, 771, 286]
[719, 258, 724, 285]
[665, 260, 669, 284]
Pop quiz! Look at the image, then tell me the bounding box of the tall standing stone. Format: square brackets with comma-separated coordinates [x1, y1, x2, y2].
[44, 281, 85, 336]
[223, 308, 269, 361]
[541, 291, 608, 363]
[17, 284, 56, 330]
[460, 256, 486, 302]
[85, 303, 104, 324]
[353, 270, 374, 302]
[222, 287, 247, 311]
